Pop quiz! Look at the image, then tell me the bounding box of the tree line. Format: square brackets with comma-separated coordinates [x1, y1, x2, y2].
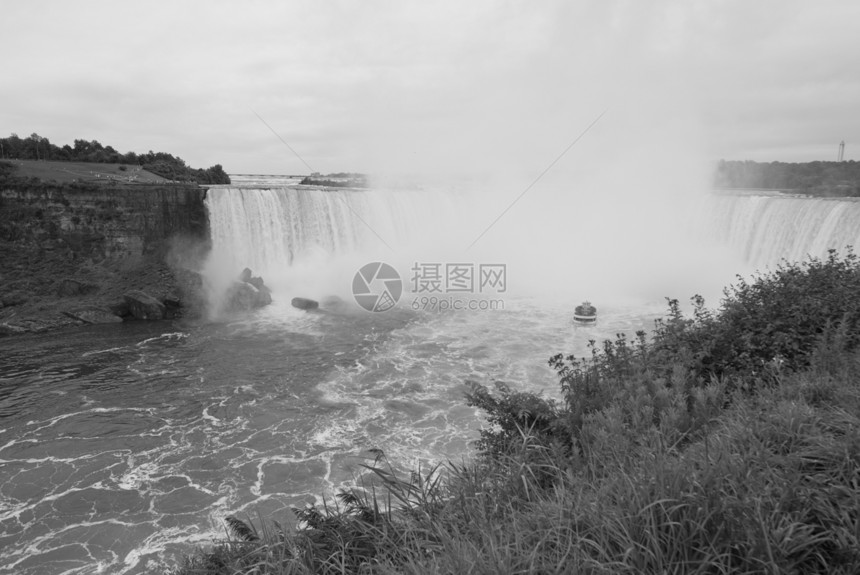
[0, 132, 230, 184]
[714, 159, 860, 197]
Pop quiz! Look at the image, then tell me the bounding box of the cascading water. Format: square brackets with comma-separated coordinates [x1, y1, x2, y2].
[705, 193, 860, 267]
[204, 182, 860, 306]
[202, 180, 476, 308]
[202, 177, 744, 305]
[205, 183, 466, 276]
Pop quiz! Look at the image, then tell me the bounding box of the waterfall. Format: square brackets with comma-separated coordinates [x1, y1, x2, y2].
[204, 183, 466, 281]
[203, 182, 860, 306]
[706, 194, 860, 267]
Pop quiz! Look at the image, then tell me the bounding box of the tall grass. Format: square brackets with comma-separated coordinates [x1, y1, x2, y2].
[172, 251, 860, 574]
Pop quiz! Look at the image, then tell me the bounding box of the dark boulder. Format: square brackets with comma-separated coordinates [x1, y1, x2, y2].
[241, 268, 271, 296]
[291, 297, 319, 311]
[225, 281, 272, 311]
[255, 286, 273, 307]
[227, 282, 256, 311]
[223, 268, 273, 312]
[124, 290, 166, 320]
[108, 300, 131, 318]
[161, 293, 183, 319]
[247, 275, 269, 293]
[162, 294, 182, 308]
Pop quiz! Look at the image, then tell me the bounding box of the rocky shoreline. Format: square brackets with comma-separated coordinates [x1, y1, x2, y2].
[0, 179, 216, 335]
[0, 230, 284, 336]
[0, 242, 275, 336]
[0, 239, 206, 335]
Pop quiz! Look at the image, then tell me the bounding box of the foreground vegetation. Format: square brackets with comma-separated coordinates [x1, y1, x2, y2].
[173, 250, 860, 574]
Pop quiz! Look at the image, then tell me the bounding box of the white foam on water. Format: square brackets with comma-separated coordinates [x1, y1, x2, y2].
[222, 297, 324, 335]
[306, 296, 667, 481]
[81, 346, 127, 358]
[310, 418, 364, 450]
[136, 332, 189, 347]
[201, 405, 222, 426]
[115, 461, 158, 491]
[119, 527, 218, 575]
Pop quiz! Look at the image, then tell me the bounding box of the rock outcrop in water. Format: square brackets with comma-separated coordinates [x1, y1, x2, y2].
[291, 297, 319, 311]
[224, 268, 272, 312]
[124, 290, 167, 320]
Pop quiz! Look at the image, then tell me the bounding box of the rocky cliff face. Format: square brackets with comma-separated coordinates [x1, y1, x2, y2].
[0, 181, 211, 334]
[0, 181, 207, 259]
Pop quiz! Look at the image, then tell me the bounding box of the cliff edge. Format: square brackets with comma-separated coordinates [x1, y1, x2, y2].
[0, 180, 210, 334]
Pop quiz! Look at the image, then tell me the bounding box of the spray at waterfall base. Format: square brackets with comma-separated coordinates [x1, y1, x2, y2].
[201, 178, 753, 312]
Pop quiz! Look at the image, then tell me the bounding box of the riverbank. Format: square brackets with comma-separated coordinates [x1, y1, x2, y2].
[172, 251, 860, 574]
[0, 239, 202, 334]
[3, 159, 171, 185]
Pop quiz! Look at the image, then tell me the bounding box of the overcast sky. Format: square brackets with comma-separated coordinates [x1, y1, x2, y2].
[2, 0, 859, 175]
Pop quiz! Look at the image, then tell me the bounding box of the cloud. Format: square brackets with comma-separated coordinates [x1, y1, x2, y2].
[2, 0, 859, 172]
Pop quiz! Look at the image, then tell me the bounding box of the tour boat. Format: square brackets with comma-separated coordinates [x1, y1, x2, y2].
[573, 301, 597, 323]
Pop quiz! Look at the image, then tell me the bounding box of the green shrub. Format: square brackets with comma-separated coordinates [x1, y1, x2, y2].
[552, 250, 860, 406]
[464, 381, 570, 457]
[710, 249, 860, 374]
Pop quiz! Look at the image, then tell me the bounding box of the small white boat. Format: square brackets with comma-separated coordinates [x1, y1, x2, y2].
[573, 301, 597, 323]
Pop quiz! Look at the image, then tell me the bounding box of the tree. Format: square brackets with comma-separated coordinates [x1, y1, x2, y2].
[0, 132, 231, 184]
[73, 139, 91, 158]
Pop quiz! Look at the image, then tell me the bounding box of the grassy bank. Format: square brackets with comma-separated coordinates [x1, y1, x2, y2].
[1, 159, 169, 185]
[172, 251, 860, 574]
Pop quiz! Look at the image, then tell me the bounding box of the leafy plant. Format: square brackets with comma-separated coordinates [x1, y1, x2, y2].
[465, 380, 569, 458]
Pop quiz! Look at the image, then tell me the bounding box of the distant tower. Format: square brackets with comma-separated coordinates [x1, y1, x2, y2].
[838, 140, 845, 162]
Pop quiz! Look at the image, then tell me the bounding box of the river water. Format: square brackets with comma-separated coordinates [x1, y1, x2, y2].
[0, 294, 658, 573]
